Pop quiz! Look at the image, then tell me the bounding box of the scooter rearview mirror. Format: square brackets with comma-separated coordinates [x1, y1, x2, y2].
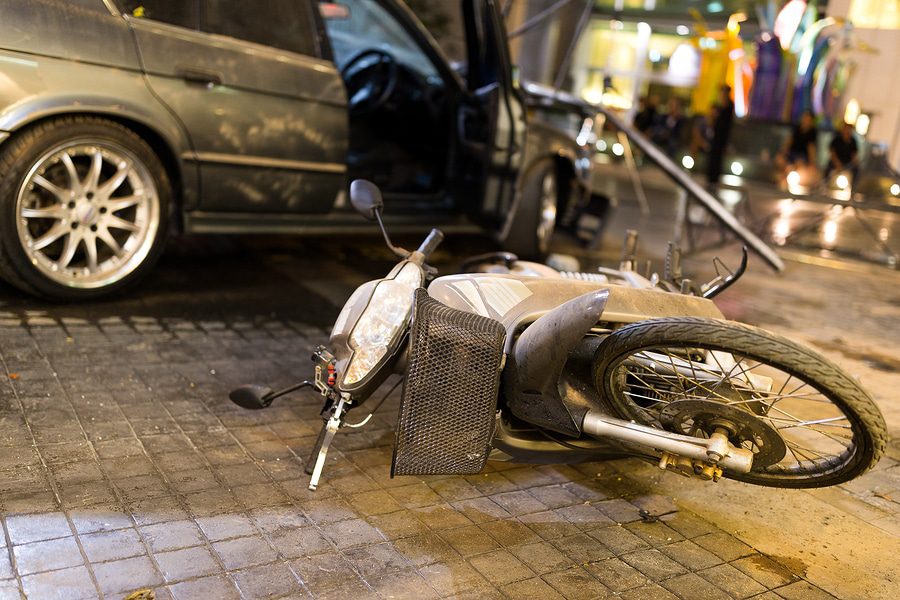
[349, 179, 410, 259]
[350, 179, 384, 221]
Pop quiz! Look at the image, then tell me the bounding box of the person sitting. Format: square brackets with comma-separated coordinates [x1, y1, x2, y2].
[826, 121, 859, 181]
[779, 110, 819, 174]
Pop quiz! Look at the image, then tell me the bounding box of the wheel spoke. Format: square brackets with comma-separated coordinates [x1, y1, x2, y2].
[96, 227, 123, 257]
[622, 390, 670, 406]
[662, 349, 690, 392]
[31, 222, 70, 251]
[84, 149, 103, 191]
[58, 230, 82, 268]
[784, 440, 827, 461]
[60, 152, 84, 195]
[623, 368, 676, 404]
[98, 163, 132, 197]
[84, 235, 99, 273]
[21, 205, 66, 220]
[32, 175, 69, 201]
[106, 215, 139, 232]
[779, 416, 850, 429]
[105, 194, 142, 213]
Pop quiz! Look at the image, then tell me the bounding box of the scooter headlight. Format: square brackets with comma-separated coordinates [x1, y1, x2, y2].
[342, 262, 423, 386]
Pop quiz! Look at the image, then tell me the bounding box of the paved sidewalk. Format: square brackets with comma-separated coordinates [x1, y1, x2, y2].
[0, 233, 896, 600]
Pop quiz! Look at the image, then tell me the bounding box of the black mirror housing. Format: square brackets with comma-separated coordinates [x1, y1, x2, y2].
[350, 179, 384, 221]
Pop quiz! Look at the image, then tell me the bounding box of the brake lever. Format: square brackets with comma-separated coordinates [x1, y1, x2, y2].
[702, 246, 749, 299]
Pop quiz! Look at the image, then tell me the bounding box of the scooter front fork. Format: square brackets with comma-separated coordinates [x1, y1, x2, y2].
[306, 395, 348, 491]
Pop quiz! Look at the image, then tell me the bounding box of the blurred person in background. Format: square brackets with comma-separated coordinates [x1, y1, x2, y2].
[653, 97, 686, 158]
[706, 85, 734, 186]
[633, 95, 658, 135]
[826, 121, 859, 182]
[778, 110, 818, 177]
[690, 107, 716, 157]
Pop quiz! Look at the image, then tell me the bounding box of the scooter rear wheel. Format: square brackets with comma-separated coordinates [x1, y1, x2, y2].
[592, 317, 886, 488]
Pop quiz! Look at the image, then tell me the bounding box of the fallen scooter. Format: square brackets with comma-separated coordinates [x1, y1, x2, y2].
[231, 179, 885, 492]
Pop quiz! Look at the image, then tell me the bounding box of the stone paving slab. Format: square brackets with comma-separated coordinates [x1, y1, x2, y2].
[0, 235, 895, 599]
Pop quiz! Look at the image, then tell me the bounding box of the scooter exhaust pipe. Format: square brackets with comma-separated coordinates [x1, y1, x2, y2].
[581, 411, 754, 473]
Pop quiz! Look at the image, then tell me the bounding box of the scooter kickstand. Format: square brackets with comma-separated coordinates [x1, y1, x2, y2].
[308, 397, 347, 491]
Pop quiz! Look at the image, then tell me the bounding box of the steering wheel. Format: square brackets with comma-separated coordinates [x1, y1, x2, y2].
[341, 49, 399, 117]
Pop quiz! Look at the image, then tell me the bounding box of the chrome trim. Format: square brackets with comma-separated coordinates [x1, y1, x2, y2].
[183, 152, 346, 174]
[184, 211, 481, 236]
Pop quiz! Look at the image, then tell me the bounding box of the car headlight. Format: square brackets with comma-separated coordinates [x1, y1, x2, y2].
[342, 262, 423, 386]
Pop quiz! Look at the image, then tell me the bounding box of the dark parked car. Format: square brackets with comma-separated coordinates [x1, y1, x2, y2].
[0, 0, 593, 300]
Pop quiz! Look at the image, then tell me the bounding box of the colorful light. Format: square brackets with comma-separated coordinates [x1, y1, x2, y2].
[774, 0, 807, 51]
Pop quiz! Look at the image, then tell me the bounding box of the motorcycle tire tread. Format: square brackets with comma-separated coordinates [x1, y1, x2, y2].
[592, 316, 887, 489]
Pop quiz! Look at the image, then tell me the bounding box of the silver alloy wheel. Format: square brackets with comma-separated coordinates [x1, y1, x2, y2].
[536, 171, 557, 255]
[15, 140, 160, 289]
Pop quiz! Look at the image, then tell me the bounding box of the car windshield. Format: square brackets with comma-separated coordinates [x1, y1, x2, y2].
[322, 0, 440, 80]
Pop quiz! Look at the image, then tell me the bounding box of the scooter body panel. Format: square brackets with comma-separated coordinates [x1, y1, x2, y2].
[427, 273, 725, 352]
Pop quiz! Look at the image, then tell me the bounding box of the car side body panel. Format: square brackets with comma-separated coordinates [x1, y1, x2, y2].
[0, 0, 136, 70]
[127, 16, 349, 215]
[0, 0, 198, 209]
[0, 49, 199, 210]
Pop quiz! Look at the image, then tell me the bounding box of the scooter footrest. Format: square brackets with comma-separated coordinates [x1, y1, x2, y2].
[392, 289, 506, 476]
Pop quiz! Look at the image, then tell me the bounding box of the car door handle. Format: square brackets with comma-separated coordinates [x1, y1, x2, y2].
[177, 67, 223, 88]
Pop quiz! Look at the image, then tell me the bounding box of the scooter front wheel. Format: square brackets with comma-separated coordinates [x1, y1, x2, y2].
[592, 317, 886, 488]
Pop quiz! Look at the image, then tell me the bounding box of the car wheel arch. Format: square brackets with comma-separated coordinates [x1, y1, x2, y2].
[2, 110, 188, 232]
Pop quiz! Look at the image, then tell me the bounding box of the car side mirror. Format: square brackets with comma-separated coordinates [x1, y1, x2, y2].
[350, 179, 384, 221]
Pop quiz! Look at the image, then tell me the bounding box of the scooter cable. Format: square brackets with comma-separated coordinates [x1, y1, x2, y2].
[343, 376, 403, 428]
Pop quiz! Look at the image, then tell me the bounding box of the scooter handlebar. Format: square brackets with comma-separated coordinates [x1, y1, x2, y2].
[416, 228, 444, 260]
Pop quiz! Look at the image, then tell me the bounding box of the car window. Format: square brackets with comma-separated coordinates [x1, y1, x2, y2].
[321, 0, 439, 80]
[118, 1, 200, 29]
[204, 0, 316, 56]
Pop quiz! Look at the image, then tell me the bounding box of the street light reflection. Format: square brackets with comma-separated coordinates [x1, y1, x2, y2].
[822, 219, 838, 246]
[835, 174, 849, 190]
[772, 199, 796, 245]
[773, 217, 790, 245]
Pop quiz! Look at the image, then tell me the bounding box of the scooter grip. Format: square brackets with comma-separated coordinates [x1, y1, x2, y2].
[416, 228, 444, 259]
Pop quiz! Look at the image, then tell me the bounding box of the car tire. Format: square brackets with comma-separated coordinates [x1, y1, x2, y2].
[0, 116, 171, 300]
[503, 159, 559, 260]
